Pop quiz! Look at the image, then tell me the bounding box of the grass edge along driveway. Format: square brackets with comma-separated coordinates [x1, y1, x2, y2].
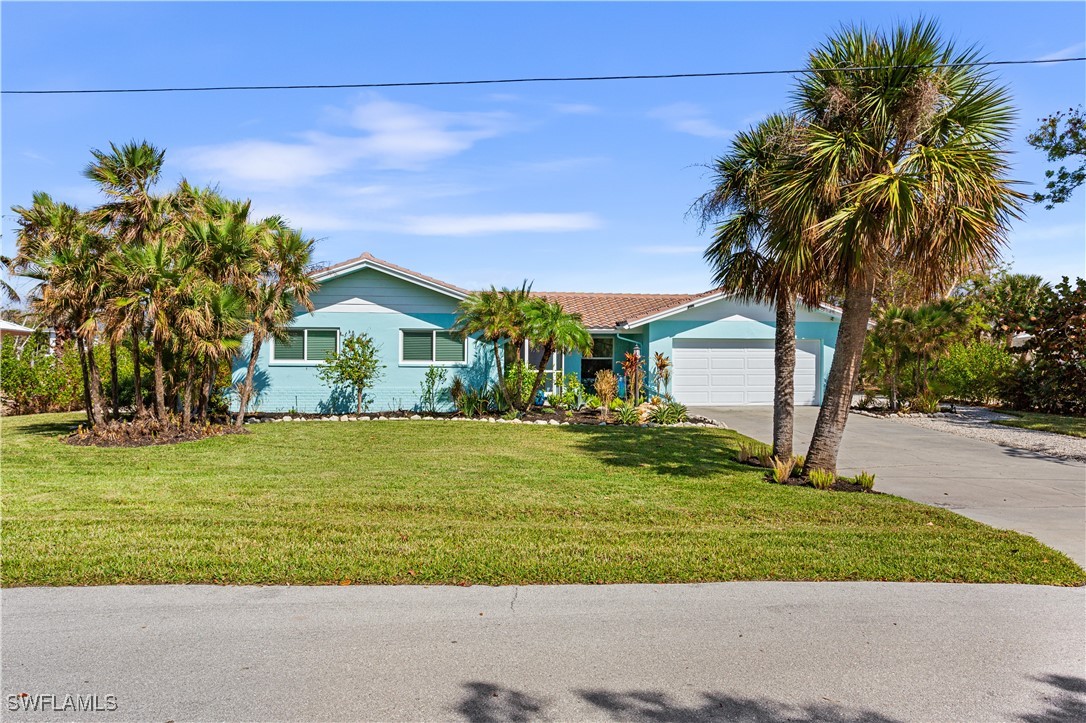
[3, 412, 1083, 587]
[994, 410, 1086, 439]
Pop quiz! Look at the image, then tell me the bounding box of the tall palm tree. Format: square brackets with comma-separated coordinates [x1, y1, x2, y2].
[522, 299, 592, 412]
[11, 194, 111, 425]
[771, 19, 1025, 472]
[697, 114, 829, 460]
[84, 140, 166, 419]
[234, 225, 316, 426]
[115, 237, 188, 419]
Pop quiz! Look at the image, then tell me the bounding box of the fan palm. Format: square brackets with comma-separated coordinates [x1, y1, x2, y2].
[770, 19, 1025, 472]
[697, 114, 830, 460]
[11, 194, 111, 425]
[234, 225, 316, 426]
[522, 299, 592, 412]
[84, 140, 166, 419]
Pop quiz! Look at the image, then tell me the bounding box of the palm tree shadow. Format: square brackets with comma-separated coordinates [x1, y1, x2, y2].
[5, 418, 81, 437]
[1020, 674, 1086, 723]
[456, 682, 547, 723]
[561, 425, 747, 478]
[455, 682, 903, 722]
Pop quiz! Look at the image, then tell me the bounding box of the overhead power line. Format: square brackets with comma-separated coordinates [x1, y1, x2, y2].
[3, 56, 1084, 96]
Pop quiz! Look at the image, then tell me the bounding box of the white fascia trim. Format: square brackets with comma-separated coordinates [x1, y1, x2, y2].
[310, 259, 467, 301]
[619, 291, 735, 329]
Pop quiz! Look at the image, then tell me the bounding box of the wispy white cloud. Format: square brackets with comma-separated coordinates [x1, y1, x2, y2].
[400, 212, 602, 236]
[179, 95, 514, 186]
[649, 103, 732, 139]
[1036, 42, 1085, 62]
[635, 244, 704, 255]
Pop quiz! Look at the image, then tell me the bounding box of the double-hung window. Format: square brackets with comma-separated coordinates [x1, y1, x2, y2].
[271, 328, 339, 363]
[401, 329, 466, 364]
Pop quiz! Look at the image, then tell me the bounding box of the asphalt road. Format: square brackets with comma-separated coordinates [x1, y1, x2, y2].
[2, 583, 1083, 722]
[691, 406, 1086, 566]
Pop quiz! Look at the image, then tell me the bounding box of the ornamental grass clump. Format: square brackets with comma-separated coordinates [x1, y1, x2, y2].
[770, 456, 796, 483]
[854, 470, 876, 491]
[614, 401, 642, 426]
[808, 468, 836, 490]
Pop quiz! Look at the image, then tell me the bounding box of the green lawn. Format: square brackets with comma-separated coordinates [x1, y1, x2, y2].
[994, 410, 1086, 439]
[2, 412, 1082, 587]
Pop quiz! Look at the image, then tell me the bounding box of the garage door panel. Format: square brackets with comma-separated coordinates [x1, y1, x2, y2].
[673, 339, 820, 406]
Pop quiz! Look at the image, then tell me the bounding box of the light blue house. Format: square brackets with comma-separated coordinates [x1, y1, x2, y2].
[235, 252, 843, 413]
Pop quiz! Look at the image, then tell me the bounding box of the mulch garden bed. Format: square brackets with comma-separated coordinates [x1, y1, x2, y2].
[66, 418, 248, 448]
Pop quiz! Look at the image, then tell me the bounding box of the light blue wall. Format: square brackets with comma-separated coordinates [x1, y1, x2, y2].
[639, 298, 840, 404]
[231, 267, 494, 414]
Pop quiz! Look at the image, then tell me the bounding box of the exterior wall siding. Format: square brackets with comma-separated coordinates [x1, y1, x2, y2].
[230, 268, 494, 414]
[640, 299, 840, 404]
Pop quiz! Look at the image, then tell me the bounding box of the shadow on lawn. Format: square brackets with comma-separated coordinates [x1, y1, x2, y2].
[562, 425, 747, 478]
[6, 417, 80, 438]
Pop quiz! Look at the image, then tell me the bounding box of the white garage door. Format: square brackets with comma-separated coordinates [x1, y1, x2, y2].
[672, 339, 819, 406]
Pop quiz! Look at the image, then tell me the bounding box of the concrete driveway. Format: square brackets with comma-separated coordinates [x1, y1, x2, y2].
[2, 583, 1083, 722]
[691, 406, 1086, 566]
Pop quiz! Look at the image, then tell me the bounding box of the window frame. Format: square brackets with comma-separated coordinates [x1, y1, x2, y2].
[585, 334, 615, 360]
[399, 328, 467, 366]
[521, 339, 564, 393]
[269, 327, 341, 365]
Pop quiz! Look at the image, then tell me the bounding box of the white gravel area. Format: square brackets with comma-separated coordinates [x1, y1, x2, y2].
[884, 406, 1086, 462]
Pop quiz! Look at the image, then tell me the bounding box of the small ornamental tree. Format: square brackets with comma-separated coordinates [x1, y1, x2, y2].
[316, 332, 384, 414]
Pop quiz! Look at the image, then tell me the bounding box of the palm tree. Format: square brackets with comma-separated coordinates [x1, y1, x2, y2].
[115, 237, 188, 419]
[84, 140, 166, 419]
[771, 19, 1025, 472]
[522, 299, 592, 412]
[453, 283, 534, 410]
[697, 114, 828, 460]
[234, 225, 316, 426]
[11, 194, 111, 425]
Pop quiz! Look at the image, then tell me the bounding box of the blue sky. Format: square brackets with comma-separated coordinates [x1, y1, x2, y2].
[3, 2, 1084, 295]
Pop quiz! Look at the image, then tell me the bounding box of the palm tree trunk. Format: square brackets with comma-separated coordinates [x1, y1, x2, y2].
[806, 267, 877, 473]
[131, 325, 146, 419]
[152, 338, 167, 420]
[525, 346, 554, 413]
[83, 333, 108, 426]
[235, 336, 262, 427]
[772, 292, 796, 460]
[109, 341, 120, 419]
[181, 363, 196, 426]
[75, 336, 94, 426]
[198, 357, 215, 423]
[490, 338, 513, 410]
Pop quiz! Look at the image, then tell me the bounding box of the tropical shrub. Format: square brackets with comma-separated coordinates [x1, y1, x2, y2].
[648, 401, 688, 425]
[594, 369, 618, 419]
[620, 352, 644, 403]
[459, 388, 488, 418]
[609, 398, 624, 411]
[316, 332, 384, 414]
[652, 352, 672, 399]
[908, 391, 941, 414]
[808, 469, 836, 490]
[793, 454, 806, 475]
[503, 362, 537, 410]
[614, 401, 641, 426]
[936, 341, 1017, 403]
[417, 365, 448, 414]
[1012, 277, 1086, 416]
[584, 394, 601, 410]
[448, 376, 465, 408]
[1, 338, 85, 413]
